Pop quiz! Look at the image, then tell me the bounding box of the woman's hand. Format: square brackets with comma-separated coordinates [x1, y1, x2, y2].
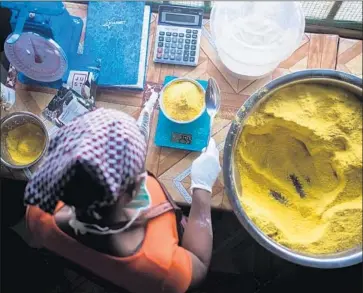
[182, 138, 221, 289]
[191, 138, 221, 193]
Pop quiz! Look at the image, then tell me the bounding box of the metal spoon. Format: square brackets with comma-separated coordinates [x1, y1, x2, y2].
[205, 77, 221, 143]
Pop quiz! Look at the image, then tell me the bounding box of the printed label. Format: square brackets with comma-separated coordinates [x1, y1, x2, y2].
[67, 71, 89, 96]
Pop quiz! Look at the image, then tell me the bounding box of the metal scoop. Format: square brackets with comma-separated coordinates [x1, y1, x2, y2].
[205, 77, 221, 143]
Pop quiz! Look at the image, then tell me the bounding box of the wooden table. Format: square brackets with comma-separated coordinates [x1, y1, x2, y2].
[1, 11, 362, 210]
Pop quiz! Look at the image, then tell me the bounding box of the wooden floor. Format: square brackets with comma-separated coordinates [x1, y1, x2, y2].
[1, 12, 362, 211]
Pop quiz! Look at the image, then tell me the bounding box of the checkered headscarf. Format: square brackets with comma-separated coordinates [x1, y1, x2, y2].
[24, 108, 147, 218]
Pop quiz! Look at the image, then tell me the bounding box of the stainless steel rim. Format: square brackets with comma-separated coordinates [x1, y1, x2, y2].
[223, 69, 363, 268]
[1, 111, 50, 169]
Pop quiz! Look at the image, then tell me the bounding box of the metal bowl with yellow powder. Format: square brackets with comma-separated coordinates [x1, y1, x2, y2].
[223, 70, 362, 268]
[160, 78, 206, 124]
[1, 112, 49, 169]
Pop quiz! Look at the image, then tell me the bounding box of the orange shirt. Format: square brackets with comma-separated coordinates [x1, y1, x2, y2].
[26, 175, 192, 293]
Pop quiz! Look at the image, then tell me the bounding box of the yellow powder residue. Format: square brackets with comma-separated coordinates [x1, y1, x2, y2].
[236, 84, 362, 254]
[6, 123, 46, 165]
[163, 81, 205, 121]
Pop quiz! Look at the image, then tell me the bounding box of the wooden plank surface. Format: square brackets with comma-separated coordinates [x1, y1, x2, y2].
[336, 38, 363, 78]
[321, 34, 339, 69]
[1, 11, 360, 210]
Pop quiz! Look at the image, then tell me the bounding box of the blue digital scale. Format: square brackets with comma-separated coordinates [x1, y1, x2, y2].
[155, 76, 210, 152]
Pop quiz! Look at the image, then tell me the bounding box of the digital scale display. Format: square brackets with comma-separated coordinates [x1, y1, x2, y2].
[172, 132, 192, 145]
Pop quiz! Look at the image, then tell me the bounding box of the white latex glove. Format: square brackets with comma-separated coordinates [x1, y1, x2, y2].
[191, 138, 221, 193]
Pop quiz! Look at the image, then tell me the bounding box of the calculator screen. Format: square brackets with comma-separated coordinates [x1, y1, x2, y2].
[159, 5, 203, 28]
[165, 13, 197, 24]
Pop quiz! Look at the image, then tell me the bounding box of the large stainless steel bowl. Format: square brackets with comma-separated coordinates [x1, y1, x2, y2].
[223, 69, 362, 268]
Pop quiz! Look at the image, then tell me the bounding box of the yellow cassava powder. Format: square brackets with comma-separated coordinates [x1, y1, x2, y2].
[162, 81, 204, 122]
[236, 83, 362, 254]
[6, 123, 46, 165]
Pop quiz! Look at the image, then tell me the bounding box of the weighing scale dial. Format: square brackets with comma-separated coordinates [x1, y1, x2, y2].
[4, 32, 68, 82]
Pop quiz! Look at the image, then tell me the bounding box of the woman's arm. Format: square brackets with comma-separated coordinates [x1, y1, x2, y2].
[136, 92, 158, 142]
[181, 189, 213, 286]
[181, 139, 221, 287]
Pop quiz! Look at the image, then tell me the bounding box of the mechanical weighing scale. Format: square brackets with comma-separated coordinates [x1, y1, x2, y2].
[155, 76, 210, 152]
[1, 1, 87, 88]
[1, 1, 147, 89]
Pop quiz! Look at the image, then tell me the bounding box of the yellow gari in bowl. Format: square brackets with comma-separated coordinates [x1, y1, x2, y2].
[1, 112, 49, 169]
[235, 82, 362, 256]
[160, 78, 205, 124]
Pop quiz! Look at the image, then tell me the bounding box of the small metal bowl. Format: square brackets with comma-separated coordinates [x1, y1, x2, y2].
[1, 111, 49, 169]
[159, 77, 206, 124]
[223, 69, 362, 268]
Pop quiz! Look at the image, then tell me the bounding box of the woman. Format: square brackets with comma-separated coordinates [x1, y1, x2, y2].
[25, 108, 221, 293]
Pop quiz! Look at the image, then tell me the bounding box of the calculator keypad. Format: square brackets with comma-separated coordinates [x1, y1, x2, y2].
[154, 26, 201, 66]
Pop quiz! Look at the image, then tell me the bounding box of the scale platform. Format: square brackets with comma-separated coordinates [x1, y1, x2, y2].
[155, 76, 210, 152]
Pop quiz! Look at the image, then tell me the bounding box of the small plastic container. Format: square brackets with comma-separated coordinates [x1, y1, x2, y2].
[0, 83, 16, 111]
[211, 1, 305, 79]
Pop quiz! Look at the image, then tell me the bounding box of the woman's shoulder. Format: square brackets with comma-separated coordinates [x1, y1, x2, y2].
[26, 202, 65, 225]
[146, 175, 168, 205]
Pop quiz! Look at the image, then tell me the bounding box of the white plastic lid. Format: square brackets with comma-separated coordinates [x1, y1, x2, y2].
[211, 1, 305, 67]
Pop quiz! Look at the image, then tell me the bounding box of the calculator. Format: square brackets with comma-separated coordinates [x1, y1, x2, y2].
[153, 5, 204, 67]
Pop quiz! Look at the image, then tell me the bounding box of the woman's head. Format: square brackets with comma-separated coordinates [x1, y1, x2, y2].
[24, 108, 147, 222]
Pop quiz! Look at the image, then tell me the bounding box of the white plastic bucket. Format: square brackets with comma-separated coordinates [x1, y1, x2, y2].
[211, 1, 305, 79]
